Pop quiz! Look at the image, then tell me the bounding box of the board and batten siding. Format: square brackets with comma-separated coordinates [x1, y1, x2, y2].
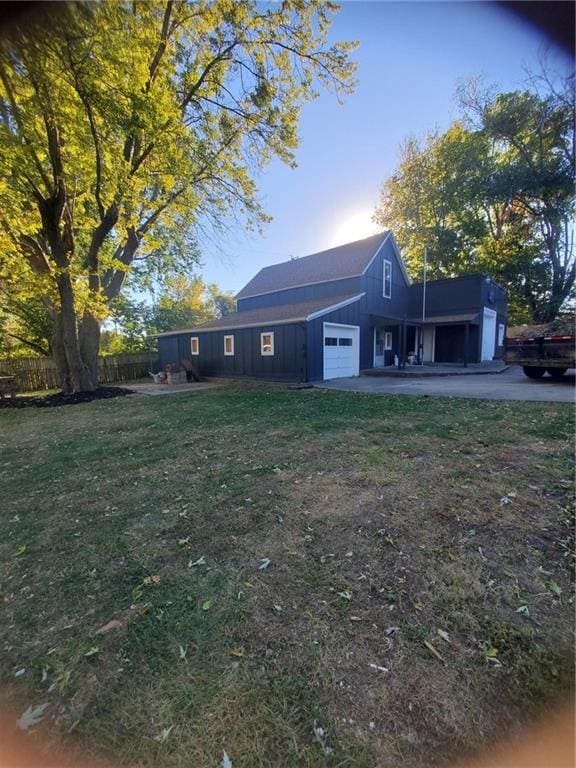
[158, 323, 307, 381]
[236, 276, 362, 312]
[360, 236, 411, 320]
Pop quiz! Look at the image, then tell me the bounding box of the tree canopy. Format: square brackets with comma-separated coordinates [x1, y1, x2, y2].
[0, 0, 356, 390]
[374, 68, 575, 324]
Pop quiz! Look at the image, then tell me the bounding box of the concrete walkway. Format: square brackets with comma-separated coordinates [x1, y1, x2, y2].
[315, 366, 575, 403]
[128, 381, 216, 397]
[363, 361, 507, 377]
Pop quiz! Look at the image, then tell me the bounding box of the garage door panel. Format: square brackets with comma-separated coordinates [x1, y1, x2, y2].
[323, 323, 360, 380]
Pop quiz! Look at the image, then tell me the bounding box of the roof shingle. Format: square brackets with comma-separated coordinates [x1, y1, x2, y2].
[236, 231, 389, 299]
[155, 293, 364, 336]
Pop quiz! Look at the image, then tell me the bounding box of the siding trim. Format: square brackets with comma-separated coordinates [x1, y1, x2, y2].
[305, 293, 365, 321]
[362, 231, 411, 286]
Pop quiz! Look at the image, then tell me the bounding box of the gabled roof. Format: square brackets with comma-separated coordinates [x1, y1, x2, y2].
[154, 293, 365, 337]
[236, 231, 393, 300]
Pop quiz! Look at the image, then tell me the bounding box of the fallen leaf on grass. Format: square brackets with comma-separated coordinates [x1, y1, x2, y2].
[516, 605, 530, 616]
[188, 555, 206, 567]
[201, 600, 212, 611]
[547, 580, 562, 598]
[178, 644, 187, 660]
[154, 725, 174, 743]
[259, 558, 271, 570]
[229, 648, 245, 657]
[221, 750, 233, 768]
[437, 629, 451, 644]
[143, 574, 161, 585]
[424, 640, 445, 664]
[84, 647, 100, 657]
[369, 663, 389, 673]
[337, 590, 352, 601]
[15, 545, 27, 557]
[94, 619, 123, 635]
[17, 703, 49, 730]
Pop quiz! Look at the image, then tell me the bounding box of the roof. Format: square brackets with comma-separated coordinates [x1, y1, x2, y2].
[408, 312, 480, 325]
[236, 231, 392, 300]
[154, 293, 365, 337]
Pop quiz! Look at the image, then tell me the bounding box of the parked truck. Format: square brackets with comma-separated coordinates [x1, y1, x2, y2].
[505, 319, 575, 379]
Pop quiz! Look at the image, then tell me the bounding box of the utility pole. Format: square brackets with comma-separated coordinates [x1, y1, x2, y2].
[419, 246, 427, 364]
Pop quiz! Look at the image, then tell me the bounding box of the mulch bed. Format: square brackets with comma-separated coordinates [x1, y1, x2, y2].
[0, 386, 133, 410]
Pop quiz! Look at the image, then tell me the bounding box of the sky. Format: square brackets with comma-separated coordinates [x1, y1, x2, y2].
[196, 1, 572, 296]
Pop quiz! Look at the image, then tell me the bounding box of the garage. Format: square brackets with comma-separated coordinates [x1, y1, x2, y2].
[323, 322, 360, 379]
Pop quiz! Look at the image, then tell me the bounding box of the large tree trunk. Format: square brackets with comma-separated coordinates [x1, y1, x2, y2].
[79, 311, 101, 389]
[55, 273, 95, 393]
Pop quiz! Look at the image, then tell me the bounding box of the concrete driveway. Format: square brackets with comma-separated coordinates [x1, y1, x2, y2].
[315, 366, 575, 403]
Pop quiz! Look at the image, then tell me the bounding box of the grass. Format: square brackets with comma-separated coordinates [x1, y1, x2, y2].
[0, 384, 574, 767]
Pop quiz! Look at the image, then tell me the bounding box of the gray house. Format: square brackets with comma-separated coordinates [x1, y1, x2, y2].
[157, 231, 507, 381]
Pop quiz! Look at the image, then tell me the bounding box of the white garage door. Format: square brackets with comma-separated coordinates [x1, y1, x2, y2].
[323, 323, 360, 380]
[481, 307, 497, 361]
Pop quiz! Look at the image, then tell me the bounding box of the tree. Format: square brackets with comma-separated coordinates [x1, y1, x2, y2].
[375, 68, 575, 323]
[0, 1, 355, 391]
[101, 276, 236, 354]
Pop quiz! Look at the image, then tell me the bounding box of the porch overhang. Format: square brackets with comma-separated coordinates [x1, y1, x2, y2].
[407, 312, 480, 326]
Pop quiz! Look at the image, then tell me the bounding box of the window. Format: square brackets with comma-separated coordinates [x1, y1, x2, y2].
[383, 259, 392, 298]
[190, 337, 199, 355]
[324, 337, 338, 346]
[261, 332, 274, 356]
[224, 335, 234, 356]
[384, 331, 393, 350]
[338, 338, 353, 347]
[498, 323, 505, 347]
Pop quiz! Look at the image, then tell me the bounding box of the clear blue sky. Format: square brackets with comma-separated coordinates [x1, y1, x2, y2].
[197, 1, 571, 296]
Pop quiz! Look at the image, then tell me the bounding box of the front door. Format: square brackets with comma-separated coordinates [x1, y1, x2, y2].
[374, 328, 385, 367]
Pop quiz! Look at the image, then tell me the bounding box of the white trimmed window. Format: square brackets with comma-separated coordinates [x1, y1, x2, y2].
[384, 331, 393, 350]
[224, 335, 234, 356]
[190, 337, 199, 355]
[260, 331, 274, 356]
[383, 259, 392, 298]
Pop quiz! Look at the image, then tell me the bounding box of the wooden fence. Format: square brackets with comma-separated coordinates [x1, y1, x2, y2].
[0, 352, 159, 391]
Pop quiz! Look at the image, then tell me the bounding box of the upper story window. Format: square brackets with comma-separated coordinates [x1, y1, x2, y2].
[261, 331, 274, 356]
[224, 335, 234, 356]
[190, 337, 199, 355]
[383, 259, 392, 298]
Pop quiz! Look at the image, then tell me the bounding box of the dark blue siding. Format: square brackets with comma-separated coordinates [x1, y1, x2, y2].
[158, 323, 306, 381]
[361, 236, 411, 319]
[237, 277, 362, 312]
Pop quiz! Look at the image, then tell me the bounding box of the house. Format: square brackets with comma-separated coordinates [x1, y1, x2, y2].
[156, 231, 507, 381]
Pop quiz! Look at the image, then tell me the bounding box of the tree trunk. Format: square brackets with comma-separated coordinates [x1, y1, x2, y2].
[52, 313, 71, 393]
[79, 311, 101, 389]
[55, 273, 95, 393]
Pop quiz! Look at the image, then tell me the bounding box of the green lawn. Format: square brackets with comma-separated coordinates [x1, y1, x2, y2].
[0, 385, 574, 767]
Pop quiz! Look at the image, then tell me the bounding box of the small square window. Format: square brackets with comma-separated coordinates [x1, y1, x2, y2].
[191, 337, 199, 355]
[224, 335, 234, 356]
[338, 338, 353, 347]
[261, 332, 274, 356]
[383, 259, 392, 298]
[324, 337, 338, 346]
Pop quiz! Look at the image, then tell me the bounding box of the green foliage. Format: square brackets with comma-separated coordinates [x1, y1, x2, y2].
[0, 1, 356, 387]
[0, 292, 53, 357]
[375, 67, 575, 324]
[101, 276, 236, 354]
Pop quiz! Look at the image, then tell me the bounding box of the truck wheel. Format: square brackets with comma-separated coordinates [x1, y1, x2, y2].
[523, 366, 546, 379]
[547, 368, 568, 379]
